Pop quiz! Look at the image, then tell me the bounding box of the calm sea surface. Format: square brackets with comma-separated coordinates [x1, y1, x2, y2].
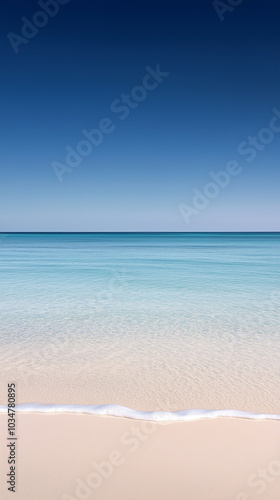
[0, 233, 279, 412]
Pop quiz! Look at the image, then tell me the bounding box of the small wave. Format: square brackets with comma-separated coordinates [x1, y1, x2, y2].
[1, 403, 280, 421]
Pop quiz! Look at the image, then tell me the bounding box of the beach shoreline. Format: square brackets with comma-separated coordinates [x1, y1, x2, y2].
[1, 403, 280, 421]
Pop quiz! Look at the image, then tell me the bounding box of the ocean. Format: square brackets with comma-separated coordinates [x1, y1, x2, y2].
[0, 233, 279, 413]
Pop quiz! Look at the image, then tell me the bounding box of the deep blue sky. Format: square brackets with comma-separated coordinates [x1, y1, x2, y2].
[1, 0, 279, 231]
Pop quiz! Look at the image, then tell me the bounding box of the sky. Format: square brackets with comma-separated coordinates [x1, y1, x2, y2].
[0, 0, 279, 232]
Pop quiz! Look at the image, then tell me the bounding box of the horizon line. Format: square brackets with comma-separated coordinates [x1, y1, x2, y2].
[1, 231, 280, 235]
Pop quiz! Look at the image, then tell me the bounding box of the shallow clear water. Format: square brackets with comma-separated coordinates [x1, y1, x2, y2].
[0, 233, 279, 412]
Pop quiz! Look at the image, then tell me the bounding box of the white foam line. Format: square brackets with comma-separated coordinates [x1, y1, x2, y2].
[1, 404, 280, 421]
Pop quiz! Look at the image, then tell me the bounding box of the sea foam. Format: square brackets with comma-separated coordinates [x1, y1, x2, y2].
[1, 403, 280, 421]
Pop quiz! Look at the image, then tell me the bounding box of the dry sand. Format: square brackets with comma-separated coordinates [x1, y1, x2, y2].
[1, 413, 280, 500]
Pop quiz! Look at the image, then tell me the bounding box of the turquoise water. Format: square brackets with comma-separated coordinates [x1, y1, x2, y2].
[0, 233, 279, 412]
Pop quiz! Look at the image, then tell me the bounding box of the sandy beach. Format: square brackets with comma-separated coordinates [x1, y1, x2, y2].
[1, 412, 280, 500]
